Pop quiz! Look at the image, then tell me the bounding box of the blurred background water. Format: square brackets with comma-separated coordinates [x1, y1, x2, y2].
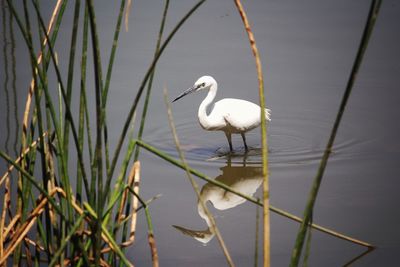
[1, 0, 399, 266]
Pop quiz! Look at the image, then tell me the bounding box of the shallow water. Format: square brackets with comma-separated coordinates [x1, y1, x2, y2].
[1, 0, 400, 266]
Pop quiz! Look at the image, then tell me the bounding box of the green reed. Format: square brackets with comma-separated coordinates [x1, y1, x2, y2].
[290, 0, 382, 266]
[1, 0, 10, 155]
[133, 0, 169, 161]
[232, 0, 270, 264]
[118, 1, 169, 262]
[0, 0, 208, 265]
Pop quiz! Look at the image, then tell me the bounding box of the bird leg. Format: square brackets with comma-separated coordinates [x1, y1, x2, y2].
[241, 133, 249, 152]
[225, 132, 233, 152]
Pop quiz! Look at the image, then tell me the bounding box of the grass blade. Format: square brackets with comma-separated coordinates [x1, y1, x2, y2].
[232, 1, 270, 265]
[49, 213, 86, 267]
[289, 1, 382, 265]
[85, 1, 105, 263]
[101, 0, 127, 175]
[137, 140, 373, 248]
[164, 88, 235, 266]
[134, 0, 170, 160]
[63, 0, 81, 163]
[254, 198, 260, 267]
[104, 0, 207, 197]
[0, 150, 64, 217]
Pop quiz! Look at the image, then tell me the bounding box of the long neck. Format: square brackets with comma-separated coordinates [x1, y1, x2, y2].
[198, 83, 217, 129]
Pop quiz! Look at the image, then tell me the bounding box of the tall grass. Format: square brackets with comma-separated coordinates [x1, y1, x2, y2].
[232, 0, 270, 265]
[0, 0, 207, 265]
[0, 0, 378, 266]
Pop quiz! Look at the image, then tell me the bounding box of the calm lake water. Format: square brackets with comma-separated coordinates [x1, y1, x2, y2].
[1, 0, 400, 266]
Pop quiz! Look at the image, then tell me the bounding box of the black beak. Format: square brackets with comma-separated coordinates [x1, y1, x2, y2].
[172, 86, 197, 102]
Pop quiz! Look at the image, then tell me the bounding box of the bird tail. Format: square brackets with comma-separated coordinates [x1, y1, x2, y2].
[264, 108, 271, 121]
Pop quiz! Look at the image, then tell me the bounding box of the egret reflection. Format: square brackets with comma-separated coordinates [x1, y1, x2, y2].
[173, 156, 262, 244]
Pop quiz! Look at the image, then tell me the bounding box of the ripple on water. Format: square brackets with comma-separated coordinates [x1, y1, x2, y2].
[145, 108, 373, 168]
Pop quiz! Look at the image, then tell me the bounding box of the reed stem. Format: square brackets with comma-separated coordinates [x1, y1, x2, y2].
[137, 140, 373, 248]
[105, 0, 207, 196]
[289, 1, 382, 265]
[164, 88, 235, 266]
[134, 0, 170, 160]
[232, 1, 270, 265]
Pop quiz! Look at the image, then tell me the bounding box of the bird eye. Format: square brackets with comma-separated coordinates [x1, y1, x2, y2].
[201, 82, 205, 87]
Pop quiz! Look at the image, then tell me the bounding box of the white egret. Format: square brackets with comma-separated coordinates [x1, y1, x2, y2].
[173, 75, 271, 151]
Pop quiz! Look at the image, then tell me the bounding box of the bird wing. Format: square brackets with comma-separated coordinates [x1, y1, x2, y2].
[213, 98, 263, 132]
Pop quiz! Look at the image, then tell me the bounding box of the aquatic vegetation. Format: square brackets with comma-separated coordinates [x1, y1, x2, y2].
[0, 0, 381, 266]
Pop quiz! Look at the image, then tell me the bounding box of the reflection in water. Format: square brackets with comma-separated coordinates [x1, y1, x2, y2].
[173, 154, 375, 265]
[1, 2, 19, 157]
[173, 156, 262, 244]
[342, 248, 375, 267]
[9, 5, 19, 157]
[2, 0, 11, 154]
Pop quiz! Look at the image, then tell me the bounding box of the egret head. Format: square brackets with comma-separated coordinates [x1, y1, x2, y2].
[172, 75, 217, 102]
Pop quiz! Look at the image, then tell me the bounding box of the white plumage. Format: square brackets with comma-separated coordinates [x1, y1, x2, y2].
[173, 163, 263, 244]
[173, 75, 271, 151]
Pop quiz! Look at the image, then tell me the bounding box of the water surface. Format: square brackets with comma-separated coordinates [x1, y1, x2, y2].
[1, 0, 399, 266]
